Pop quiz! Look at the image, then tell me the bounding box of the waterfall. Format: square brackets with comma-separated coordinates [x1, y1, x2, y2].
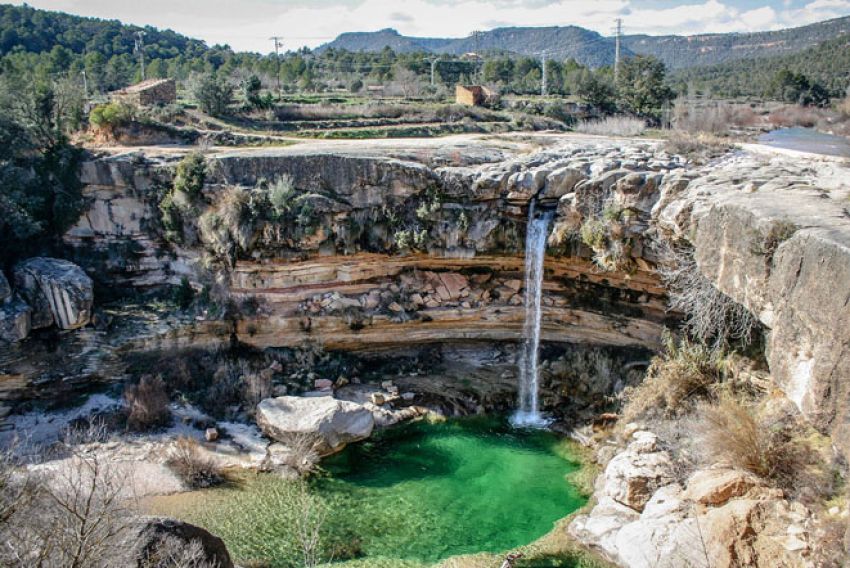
[511, 203, 553, 428]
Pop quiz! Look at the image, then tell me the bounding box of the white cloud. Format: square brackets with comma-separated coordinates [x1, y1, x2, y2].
[13, 0, 850, 52]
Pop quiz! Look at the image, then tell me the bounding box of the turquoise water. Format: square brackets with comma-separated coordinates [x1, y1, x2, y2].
[318, 417, 587, 563]
[153, 417, 588, 567]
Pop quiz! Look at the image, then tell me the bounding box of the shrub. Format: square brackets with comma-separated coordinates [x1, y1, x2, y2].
[575, 116, 646, 137]
[663, 131, 733, 164]
[622, 333, 725, 422]
[172, 277, 195, 309]
[89, 102, 135, 131]
[193, 73, 234, 117]
[268, 175, 296, 218]
[124, 374, 171, 431]
[655, 240, 759, 348]
[696, 392, 824, 494]
[166, 436, 223, 489]
[173, 152, 207, 198]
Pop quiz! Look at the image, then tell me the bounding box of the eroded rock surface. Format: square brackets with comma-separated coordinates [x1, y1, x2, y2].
[13, 257, 93, 330]
[256, 395, 375, 456]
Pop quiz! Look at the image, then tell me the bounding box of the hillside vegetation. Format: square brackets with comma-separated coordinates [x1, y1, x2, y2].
[672, 34, 850, 99]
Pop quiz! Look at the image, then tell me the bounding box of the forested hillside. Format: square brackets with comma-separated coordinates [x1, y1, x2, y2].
[671, 35, 850, 98]
[624, 15, 850, 69]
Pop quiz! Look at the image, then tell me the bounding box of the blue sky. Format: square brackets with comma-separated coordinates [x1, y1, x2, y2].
[15, 0, 850, 53]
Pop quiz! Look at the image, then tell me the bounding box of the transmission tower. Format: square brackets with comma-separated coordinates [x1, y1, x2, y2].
[613, 18, 622, 84]
[470, 30, 484, 82]
[134, 31, 146, 81]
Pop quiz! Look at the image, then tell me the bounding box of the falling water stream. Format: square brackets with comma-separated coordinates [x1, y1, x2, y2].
[511, 202, 554, 428]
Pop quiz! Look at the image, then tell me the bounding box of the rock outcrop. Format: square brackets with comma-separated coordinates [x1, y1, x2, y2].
[570, 432, 814, 568]
[256, 395, 375, 456]
[13, 257, 93, 330]
[0, 295, 31, 344]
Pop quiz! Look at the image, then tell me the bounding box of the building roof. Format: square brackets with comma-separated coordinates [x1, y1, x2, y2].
[112, 78, 174, 95]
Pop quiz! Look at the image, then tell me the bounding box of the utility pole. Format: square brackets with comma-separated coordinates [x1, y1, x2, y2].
[470, 30, 484, 82]
[614, 18, 622, 85]
[81, 70, 88, 101]
[430, 57, 439, 86]
[541, 50, 548, 97]
[134, 31, 146, 81]
[270, 36, 284, 99]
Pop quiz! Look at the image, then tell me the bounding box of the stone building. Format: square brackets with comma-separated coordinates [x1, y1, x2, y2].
[111, 78, 177, 106]
[455, 85, 497, 107]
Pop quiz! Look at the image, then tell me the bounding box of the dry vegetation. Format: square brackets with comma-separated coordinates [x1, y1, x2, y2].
[663, 131, 735, 164]
[574, 116, 646, 137]
[0, 425, 220, 567]
[655, 240, 759, 348]
[125, 374, 171, 431]
[166, 436, 224, 489]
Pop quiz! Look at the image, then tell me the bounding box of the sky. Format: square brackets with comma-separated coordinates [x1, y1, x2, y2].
[13, 0, 850, 53]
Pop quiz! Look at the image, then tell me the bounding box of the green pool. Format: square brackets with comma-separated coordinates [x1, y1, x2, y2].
[159, 417, 588, 567]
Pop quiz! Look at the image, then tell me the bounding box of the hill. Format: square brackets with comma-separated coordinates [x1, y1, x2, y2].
[624, 15, 850, 69]
[319, 26, 627, 68]
[319, 16, 850, 71]
[671, 34, 850, 98]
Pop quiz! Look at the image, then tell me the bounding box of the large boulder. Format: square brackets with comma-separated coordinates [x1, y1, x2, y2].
[256, 395, 374, 456]
[130, 517, 234, 568]
[13, 257, 93, 330]
[601, 431, 675, 512]
[0, 295, 31, 343]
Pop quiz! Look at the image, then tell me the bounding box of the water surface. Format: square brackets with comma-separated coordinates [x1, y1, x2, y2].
[758, 127, 850, 157]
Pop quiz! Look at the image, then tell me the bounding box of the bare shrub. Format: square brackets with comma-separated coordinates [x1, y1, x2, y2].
[1, 449, 140, 567]
[622, 332, 725, 422]
[125, 374, 171, 431]
[243, 370, 272, 409]
[139, 534, 220, 568]
[695, 392, 820, 493]
[575, 116, 646, 137]
[672, 98, 759, 134]
[292, 480, 327, 568]
[663, 130, 733, 164]
[768, 104, 820, 128]
[655, 240, 759, 348]
[270, 432, 320, 476]
[166, 436, 223, 489]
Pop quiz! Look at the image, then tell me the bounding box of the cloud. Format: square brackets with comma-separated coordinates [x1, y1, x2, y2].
[14, 0, 850, 53]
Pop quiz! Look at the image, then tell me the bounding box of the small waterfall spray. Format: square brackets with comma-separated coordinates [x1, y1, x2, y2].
[511, 202, 553, 428]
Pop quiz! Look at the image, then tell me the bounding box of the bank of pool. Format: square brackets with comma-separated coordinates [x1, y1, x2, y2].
[146, 417, 590, 567]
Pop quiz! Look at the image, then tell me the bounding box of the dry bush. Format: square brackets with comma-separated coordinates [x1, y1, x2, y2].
[244, 370, 272, 409]
[622, 333, 725, 422]
[663, 130, 734, 164]
[139, 534, 220, 568]
[655, 240, 759, 348]
[166, 436, 223, 489]
[1, 447, 140, 567]
[837, 96, 850, 119]
[672, 98, 759, 134]
[575, 116, 646, 137]
[198, 186, 256, 268]
[695, 392, 827, 496]
[768, 105, 821, 128]
[125, 374, 171, 431]
[270, 432, 321, 476]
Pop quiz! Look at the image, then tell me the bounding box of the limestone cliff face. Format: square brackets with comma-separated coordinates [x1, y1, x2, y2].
[59, 138, 850, 459]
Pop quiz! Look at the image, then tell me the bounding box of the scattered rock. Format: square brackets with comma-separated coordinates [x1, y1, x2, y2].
[205, 428, 219, 442]
[683, 469, 761, 507]
[0, 296, 31, 343]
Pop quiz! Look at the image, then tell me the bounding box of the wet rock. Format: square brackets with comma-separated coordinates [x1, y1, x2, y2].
[13, 257, 93, 330]
[256, 396, 374, 456]
[0, 271, 10, 303]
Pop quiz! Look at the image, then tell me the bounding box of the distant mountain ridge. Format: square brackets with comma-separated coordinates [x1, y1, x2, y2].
[318, 16, 850, 69]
